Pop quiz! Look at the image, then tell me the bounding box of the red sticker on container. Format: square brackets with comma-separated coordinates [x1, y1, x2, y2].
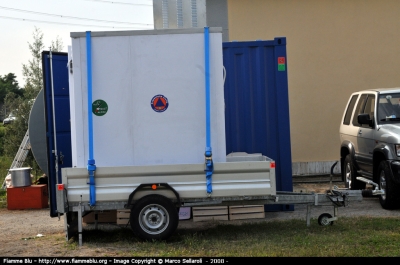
[278, 57, 285, 64]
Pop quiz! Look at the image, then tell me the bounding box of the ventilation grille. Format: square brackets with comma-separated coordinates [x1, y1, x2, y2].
[191, 0, 198, 27]
[157, 0, 203, 29]
[162, 0, 169, 28]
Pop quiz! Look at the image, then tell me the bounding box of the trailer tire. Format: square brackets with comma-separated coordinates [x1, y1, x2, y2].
[318, 213, 333, 226]
[130, 194, 178, 241]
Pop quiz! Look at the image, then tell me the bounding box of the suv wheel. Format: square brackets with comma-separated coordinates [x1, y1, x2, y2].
[378, 161, 400, 209]
[344, 154, 365, 190]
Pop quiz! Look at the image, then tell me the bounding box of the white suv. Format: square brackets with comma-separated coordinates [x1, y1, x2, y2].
[340, 88, 400, 209]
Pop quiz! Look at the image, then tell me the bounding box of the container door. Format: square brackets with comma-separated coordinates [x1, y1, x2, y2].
[223, 38, 293, 211]
[42, 51, 72, 217]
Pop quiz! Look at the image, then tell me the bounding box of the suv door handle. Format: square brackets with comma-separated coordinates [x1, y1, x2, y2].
[358, 129, 362, 135]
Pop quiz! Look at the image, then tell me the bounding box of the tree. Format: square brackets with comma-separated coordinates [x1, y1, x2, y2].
[0, 73, 22, 103]
[0, 73, 22, 155]
[51, 37, 64, 53]
[3, 27, 64, 177]
[0, 73, 23, 120]
[21, 27, 44, 101]
[21, 27, 63, 101]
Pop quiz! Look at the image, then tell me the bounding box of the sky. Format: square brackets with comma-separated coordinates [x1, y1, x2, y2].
[0, 0, 154, 87]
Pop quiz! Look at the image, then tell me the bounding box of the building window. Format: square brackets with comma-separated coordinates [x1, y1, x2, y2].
[191, 0, 198, 27]
[177, 0, 183, 28]
[162, 0, 169, 29]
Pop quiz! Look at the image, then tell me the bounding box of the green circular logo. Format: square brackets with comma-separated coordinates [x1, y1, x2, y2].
[92, 99, 108, 116]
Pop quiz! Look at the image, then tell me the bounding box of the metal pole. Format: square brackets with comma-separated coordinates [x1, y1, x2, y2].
[78, 202, 83, 246]
[49, 48, 59, 185]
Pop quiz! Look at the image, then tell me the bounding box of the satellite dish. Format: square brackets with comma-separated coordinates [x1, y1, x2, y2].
[28, 89, 48, 176]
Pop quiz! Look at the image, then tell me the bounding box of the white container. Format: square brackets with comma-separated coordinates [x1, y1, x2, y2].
[69, 28, 226, 167]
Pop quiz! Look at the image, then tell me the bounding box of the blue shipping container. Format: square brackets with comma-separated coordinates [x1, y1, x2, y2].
[223, 37, 293, 211]
[42, 51, 72, 217]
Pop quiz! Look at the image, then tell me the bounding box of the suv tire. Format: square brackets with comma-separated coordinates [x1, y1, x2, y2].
[378, 161, 400, 209]
[344, 154, 365, 190]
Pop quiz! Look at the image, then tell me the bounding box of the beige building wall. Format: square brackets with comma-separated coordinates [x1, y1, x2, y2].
[227, 0, 400, 174]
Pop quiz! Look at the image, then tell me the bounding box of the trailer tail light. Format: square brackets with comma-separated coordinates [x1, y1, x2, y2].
[151, 184, 157, 190]
[271, 162, 276, 168]
[57, 184, 64, 191]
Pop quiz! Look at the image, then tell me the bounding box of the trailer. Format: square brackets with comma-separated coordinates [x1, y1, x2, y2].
[33, 27, 382, 246]
[54, 157, 376, 245]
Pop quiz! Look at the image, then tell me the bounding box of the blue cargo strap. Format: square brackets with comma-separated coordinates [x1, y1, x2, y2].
[86, 31, 96, 206]
[204, 27, 213, 195]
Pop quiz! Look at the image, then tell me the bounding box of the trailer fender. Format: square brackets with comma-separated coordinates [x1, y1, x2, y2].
[125, 183, 181, 209]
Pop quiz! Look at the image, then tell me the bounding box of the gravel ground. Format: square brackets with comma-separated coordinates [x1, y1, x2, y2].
[1, 181, 400, 256]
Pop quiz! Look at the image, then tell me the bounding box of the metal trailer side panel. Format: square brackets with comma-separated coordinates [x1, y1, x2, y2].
[62, 160, 276, 204]
[223, 38, 293, 211]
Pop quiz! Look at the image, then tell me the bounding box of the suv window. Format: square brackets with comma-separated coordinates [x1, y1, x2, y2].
[352, 94, 368, 127]
[378, 93, 400, 124]
[362, 95, 375, 128]
[343, 95, 359, 125]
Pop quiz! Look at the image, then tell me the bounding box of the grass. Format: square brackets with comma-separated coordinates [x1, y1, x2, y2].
[0, 189, 5, 208]
[0, 123, 12, 182]
[0, 154, 12, 208]
[0, 123, 12, 208]
[0, 155, 12, 180]
[69, 217, 400, 257]
[0, 125, 398, 256]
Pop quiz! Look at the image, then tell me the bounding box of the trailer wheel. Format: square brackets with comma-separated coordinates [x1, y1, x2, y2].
[130, 195, 178, 241]
[318, 213, 333, 226]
